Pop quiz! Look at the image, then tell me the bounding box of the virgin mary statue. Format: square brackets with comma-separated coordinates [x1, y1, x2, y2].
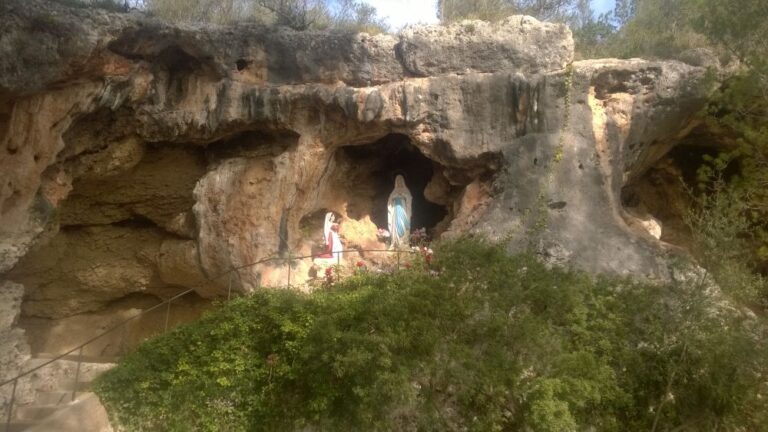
[387, 175, 412, 249]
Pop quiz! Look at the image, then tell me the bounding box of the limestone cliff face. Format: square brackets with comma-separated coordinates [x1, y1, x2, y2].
[0, 0, 713, 352]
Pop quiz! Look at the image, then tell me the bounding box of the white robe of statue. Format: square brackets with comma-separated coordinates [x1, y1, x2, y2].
[315, 212, 343, 264]
[387, 175, 412, 249]
[329, 225, 343, 260]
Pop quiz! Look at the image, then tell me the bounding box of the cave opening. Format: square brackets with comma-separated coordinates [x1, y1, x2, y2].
[341, 134, 449, 235]
[621, 141, 736, 247]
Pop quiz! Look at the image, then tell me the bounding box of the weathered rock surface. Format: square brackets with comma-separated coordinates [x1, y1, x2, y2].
[9, 225, 167, 318]
[0, 281, 31, 410]
[397, 17, 572, 78]
[0, 0, 717, 381]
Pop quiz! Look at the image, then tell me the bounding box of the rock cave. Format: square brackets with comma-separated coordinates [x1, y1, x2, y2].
[0, 1, 731, 426]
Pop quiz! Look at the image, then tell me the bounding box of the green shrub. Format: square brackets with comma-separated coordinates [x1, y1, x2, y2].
[94, 238, 768, 431]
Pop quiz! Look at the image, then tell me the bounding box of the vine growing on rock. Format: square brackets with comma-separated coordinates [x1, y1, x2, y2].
[527, 62, 574, 241]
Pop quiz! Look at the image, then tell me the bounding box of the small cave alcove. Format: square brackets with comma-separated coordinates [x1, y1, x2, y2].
[620, 141, 737, 247]
[339, 134, 451, 236]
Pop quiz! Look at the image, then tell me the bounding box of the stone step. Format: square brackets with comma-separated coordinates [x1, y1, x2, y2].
[4, 421, 39, 432]
[14, 404, 61, 422]
[34, 391, 79, 406]
[58, 380, 92, 393]
[20, 358, 115, 394]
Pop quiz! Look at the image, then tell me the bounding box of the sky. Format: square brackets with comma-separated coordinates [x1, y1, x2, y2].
[362, 0, 615, 30]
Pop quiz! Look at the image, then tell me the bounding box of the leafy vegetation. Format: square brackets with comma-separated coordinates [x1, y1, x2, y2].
[437, 0, 584, 24]
[49, 0, 132, 12]
[143, 0, 388, 32]
[689, 0, 768, 279]
[51, 0, 388, 32]
[95, 238, 768, 431]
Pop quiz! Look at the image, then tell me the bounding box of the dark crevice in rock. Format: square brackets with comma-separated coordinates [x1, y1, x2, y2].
[108, 27, 222, 79]
[235, 58, 249, 71]
[508, 80, 542, 137]
[58, 216, 170, 239]
[0, 103, 11, 146]
[60, 107, 136, 164]
[204, 129, 300, 161]
[102, 291, 164, 309]
[278, 209, 290, 256]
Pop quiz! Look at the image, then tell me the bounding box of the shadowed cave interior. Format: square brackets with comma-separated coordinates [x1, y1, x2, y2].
[341, 134, 449, 234]
[621, 136, 737, 247]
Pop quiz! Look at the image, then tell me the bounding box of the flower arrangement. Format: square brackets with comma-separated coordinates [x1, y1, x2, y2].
[376, 228, 391, 241]
[410, 245, 434, 266]
[410, 227, 428, 246]
[323, 266, 335, 286]
[355, 260, 367, 274]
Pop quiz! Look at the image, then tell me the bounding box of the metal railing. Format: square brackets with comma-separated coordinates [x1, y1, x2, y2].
[1, 247, 421, 431]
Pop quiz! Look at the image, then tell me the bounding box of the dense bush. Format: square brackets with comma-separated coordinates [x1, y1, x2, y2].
[95, 238, 768, 431]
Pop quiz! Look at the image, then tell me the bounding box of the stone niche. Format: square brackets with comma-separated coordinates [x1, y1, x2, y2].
[262, 133, 497, 285]
[620, 123, 735, 249]
[7, 139, 215, 356]
[317, 134, 453, 245]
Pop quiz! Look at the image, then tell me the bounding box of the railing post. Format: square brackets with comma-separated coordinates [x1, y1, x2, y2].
[71, 346, 83, 402]
[396, 249, 401, 271]
[287, 256, 292, 288]
[163, 298, 172, 334]
[5, 378, 17, 432]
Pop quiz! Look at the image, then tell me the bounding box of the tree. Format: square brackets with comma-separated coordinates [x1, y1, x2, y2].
[514, 0, 580, 22]
[688, 0, 768, 279]
[436, 0, 582, 24]
[572, 11, 614, 59]
[329, 0, 389, 34]
[612, 0, 636, 26]
[603, 0, 707, 59]
[436, 0, 516, 23]
[143, 0, 257, 24]
[256, 0, 328, 30]
[142, 0, 388, 32]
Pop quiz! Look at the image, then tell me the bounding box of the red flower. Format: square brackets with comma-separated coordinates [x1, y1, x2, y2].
[325, 267, 333, 276]
[356, 260, 366, 267]
[404, 263, 413, 269]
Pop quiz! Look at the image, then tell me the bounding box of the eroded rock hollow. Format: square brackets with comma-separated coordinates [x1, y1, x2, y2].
[0, 0, 718, 379]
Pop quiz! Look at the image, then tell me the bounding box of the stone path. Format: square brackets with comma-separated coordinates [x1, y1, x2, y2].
[5, 355, 115, 432]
